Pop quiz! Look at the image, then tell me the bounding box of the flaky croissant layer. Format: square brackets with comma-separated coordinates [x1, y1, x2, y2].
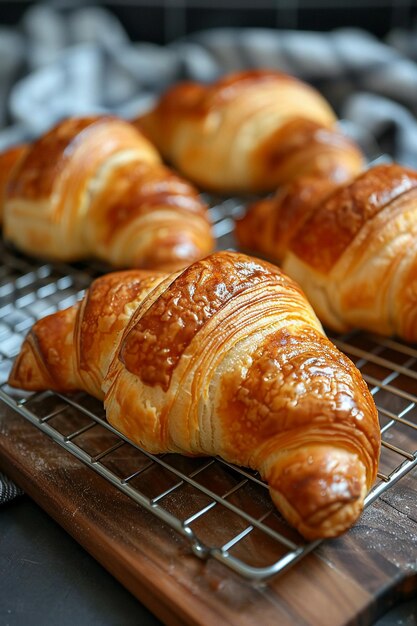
[0, 116, 214, 271]
[135, 69, 364, 193]
[9, 251, 380, 540]
[236, 164, 417, 341]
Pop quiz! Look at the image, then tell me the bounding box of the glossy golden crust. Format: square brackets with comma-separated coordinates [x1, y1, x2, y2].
[8, 306, 79, 393]
[292, 164, 417, 273]
[251, 117, 364, 191]
[236, 175, 336, 263]
[237, 163, 417, 340]
[86, 160, 213, 270]
[7, 117, 122, 201]
[219, 325, 378, 537]
[2, 116, 213, 270]
[0, 144, 28, 224]
[121, 253, 286, 391]
[136, 69, 364, 193]
[8, 269, 166, 399]
[9, 251, 380, 540]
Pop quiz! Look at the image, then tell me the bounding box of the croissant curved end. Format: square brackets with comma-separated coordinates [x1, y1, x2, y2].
[8, 335, 56, 391]
[264, 445, 368, 540]
[8, 306, 80, 393]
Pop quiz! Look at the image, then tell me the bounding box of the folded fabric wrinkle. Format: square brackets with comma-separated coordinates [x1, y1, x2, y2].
[0, 472, 24, 505]
[0, 5, 417, 166]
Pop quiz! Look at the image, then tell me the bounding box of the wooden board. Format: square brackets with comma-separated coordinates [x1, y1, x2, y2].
[1, 400, 416, 626]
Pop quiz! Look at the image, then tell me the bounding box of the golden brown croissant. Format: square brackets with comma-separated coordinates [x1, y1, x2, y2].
[135, 69, 364, 194]
[236, 163, 417, 341]
[9, 251, 380, 540]
[0, 144, 28, 224]
[1, 116, 214, 270]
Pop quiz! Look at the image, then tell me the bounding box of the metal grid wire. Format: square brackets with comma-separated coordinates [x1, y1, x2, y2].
[1, 199, 417, 581]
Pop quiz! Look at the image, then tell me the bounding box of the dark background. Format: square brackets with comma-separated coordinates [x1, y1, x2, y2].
[0, 0, 416, 43]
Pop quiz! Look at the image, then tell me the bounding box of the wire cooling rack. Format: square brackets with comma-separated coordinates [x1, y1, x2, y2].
[1, 198, 417, 582]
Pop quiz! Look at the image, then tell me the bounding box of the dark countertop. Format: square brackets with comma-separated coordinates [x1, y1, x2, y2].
[1, 495, 416, 626]
[0, 496, 161, 626]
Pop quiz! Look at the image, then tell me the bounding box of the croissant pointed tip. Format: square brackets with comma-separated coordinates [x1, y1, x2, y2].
[7, 336, 54, 391]
[8, 306, 81, 393]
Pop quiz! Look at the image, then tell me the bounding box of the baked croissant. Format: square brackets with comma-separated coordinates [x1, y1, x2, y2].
[9, 251, 380, 540]
[135, 69, 364, 194]
[0, 144, 28, 220]
[1, 116, 214, 271]
[236, 163, 417, 341]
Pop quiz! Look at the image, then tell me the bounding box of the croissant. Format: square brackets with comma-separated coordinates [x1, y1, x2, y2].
[236, 163, 417, 341]
[0, 144, 28, 220]
[0, 116, 214, 271]
[135, 69, 364, 194]
[9, 251, 380, 540]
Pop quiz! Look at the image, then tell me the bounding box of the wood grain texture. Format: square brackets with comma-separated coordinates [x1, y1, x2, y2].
[0, 401, 416, 626]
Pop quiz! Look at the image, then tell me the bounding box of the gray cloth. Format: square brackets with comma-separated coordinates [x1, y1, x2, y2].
[2, 5, 417, 501]
[0, 472, 24, 505]
[2, 5, 417, 165]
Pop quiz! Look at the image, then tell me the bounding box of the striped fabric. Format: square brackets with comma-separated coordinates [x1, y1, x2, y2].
[0, 5, 416, 165]
[0, 472, 24, 505]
